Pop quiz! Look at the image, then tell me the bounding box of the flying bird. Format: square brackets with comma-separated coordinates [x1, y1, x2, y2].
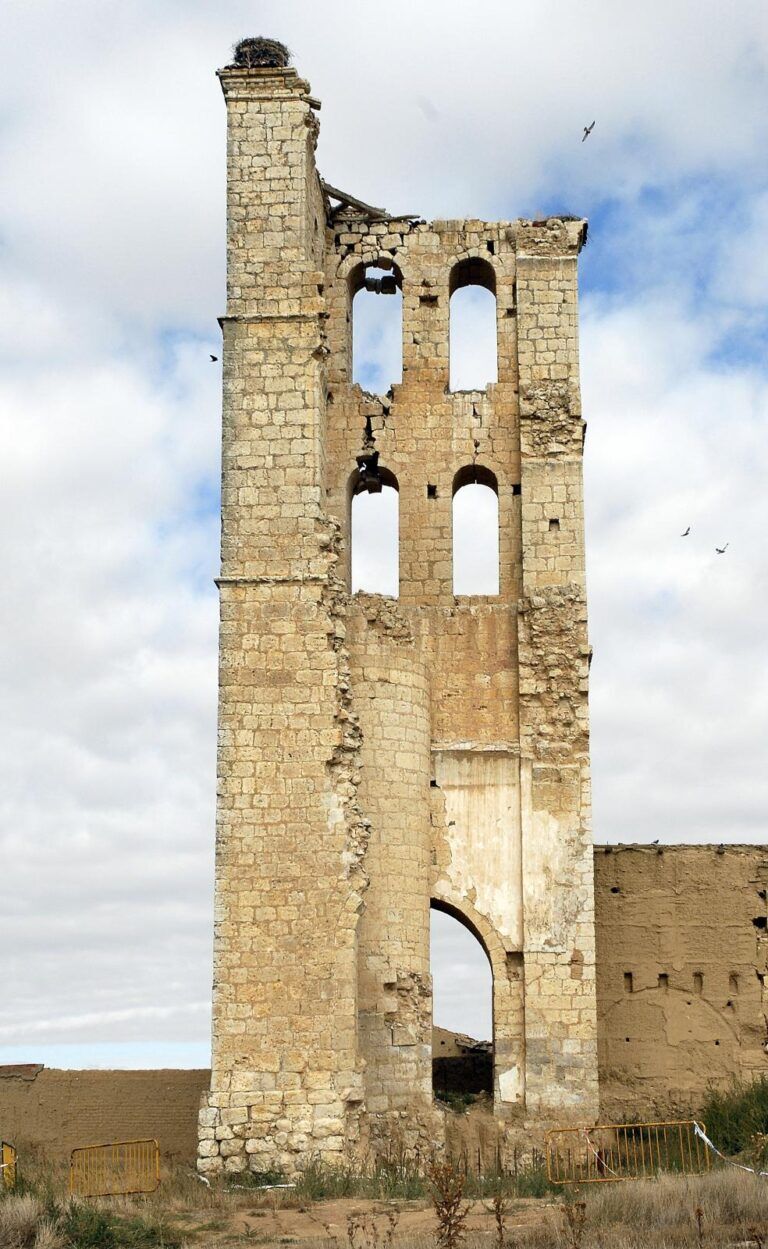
[210, 354, 219, 362]
[582, 121, 596, 142]
[681, 527, 690, 537]
[715, 544, 729, 554]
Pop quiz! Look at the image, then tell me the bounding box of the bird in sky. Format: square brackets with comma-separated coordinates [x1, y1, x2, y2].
[210, 354, 219, 362]
[715, 544, 729, 554]
[582, 121, 596, 142]
[681, 527, 691, 537]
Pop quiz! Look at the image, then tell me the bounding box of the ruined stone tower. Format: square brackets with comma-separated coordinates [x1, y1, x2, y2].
[198, 39, 598, 1175]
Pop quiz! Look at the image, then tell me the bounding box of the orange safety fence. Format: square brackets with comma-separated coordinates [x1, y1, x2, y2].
[546, 1120, 711, 1184]
[1, 1141, 16, 1190]
[69, 1138, 160, 1198]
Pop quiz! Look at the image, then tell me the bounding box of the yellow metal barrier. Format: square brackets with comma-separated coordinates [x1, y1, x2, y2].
[69, 1138, 160, 1198]
[546, 1121, 711, 1184]
[1, 1141, 16, 1190]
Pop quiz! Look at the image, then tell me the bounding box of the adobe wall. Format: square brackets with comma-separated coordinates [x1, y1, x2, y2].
[594, 845, 768, 1120]
[0, 1067, 208, 1163]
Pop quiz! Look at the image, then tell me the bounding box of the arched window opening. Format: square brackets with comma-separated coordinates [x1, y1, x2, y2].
[350, 459, 399, 596]
[449, 257, 498, 392]
[452, 466, 500, 596]
[431, 902, 493, 1104]
[351, 263, 403, 393]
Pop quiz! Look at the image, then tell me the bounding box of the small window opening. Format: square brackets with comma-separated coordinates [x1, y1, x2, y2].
[549, 518, 560, 532]
[449, 257, 497, 392]
[351, 263, 403, 393]
[420, 293, 438, 306]
[511, 483, 521, 496]
[427, 483, 438, 499]
[430, 779, 438, 788]
[452, 466, 499, 596]
[505, 307, 516, 317]
[486, 239, 495, 255]
[693, 972, 704, 994]
[623, 972, 633, 993]
[753, 916, 767, 931]
[658, 973, 669, 990]
[350, 463, 399, 597]
[730, 973, 740, 993]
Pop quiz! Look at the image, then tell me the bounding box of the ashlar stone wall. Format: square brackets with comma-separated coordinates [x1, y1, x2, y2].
[200, 48, 598, 1176]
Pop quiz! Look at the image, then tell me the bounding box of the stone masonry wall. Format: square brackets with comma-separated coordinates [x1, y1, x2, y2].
[8, 844, 768, 1168]
[202, 45, 599, 1176]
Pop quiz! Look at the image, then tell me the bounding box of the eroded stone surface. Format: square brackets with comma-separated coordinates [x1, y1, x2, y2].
[200, 49, 598, 1175]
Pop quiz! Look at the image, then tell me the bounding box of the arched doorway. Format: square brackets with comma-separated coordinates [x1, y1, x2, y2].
[430, 900, 493, 1104]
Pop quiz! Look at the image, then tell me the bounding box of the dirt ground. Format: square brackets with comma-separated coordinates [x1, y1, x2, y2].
[201, 1194, 551, 1245]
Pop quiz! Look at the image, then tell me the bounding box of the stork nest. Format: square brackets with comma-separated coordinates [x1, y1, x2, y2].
[231, 38, 290, 69]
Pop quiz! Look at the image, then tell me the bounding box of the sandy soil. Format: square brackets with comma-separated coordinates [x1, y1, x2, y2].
[176, 1194, 554, 1246]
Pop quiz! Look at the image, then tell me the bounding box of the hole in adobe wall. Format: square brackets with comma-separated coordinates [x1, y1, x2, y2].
[623, 972, 633, 993]
[430, 779, 438, 787]
[505, 307, 516, 317]
[693, 972, 704, 994]
[512, 483, 521, 496]
[753, 917, 767, 931]
[427, 483, 437, 499]
[549, 518, 560, 532]
[658, 973, 669, 990]
[420, 293, 438, 306]
[730, 973, 740, 993]
[486, 240, 495, 255]
[610, 886, 620, 894]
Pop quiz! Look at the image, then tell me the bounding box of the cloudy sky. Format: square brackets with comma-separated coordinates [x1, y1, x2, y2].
[1, 0, 766, 1058]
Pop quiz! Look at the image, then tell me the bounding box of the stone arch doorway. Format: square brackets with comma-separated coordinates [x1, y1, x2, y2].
[430, 898, 494, 1104]
[431, 894, 525, 1116]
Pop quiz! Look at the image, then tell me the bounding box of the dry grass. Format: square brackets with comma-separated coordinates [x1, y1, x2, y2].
[6, 1154, 768, 1246]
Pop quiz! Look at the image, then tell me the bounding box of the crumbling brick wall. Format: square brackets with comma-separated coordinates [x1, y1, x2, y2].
[595, 845, 768, 1119]
[0, 1068, 208, 1162]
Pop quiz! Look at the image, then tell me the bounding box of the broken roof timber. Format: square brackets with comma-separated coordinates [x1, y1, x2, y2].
[321, 179, 420, 223]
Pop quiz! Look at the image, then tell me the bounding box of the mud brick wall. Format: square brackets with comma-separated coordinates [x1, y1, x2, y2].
[0, 1068, 209, 1163]
[595, 845, 768, 1120]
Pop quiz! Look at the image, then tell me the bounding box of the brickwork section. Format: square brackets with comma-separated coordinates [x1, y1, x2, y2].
[202, 49, 598, 1175]
[595, 845, 768, 1120]
[0, 1069, 208, 1162]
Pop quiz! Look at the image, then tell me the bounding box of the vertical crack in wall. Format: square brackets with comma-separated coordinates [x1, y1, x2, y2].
[321, 517, 372, 1151]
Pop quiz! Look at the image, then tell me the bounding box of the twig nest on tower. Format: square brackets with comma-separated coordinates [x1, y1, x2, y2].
[232, 38, 290, 69]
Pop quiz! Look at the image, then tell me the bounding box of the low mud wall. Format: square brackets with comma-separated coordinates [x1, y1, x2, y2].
[0, 1066, 209, 1163]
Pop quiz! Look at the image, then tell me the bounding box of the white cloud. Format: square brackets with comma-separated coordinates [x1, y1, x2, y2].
[0, 0, 766, 1055]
